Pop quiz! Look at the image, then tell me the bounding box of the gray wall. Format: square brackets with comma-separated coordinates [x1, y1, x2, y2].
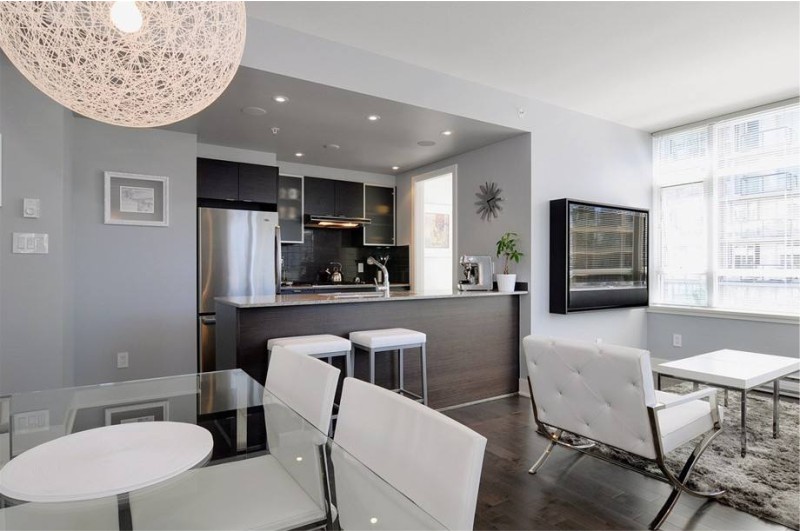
[69, 119, 198, 385]
[0, 59, 72, 393]
[396, 133, 532, 286]
[648, 313, 799, 360]
[529, 105, 653, 353]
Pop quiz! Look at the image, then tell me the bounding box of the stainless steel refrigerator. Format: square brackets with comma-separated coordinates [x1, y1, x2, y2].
[198, 208, 281, 372]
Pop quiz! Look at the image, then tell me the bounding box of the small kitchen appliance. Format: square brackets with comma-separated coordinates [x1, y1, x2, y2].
[458, 255, 493, 291]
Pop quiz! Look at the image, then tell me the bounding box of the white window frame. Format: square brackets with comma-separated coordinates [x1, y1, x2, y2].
[650, 98, 800, 320]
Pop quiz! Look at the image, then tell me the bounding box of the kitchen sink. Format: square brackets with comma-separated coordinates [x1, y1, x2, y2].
[332, 292, 387, 299]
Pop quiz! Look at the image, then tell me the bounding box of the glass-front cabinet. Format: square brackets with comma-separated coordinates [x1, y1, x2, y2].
[363, 184, 395, 246]
[278, 175, 303, 243]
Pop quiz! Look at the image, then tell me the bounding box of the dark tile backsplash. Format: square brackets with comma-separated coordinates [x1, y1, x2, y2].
[282, 229, 409, 284]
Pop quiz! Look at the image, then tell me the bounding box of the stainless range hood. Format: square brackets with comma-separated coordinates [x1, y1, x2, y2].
[305, 215, 372, 229]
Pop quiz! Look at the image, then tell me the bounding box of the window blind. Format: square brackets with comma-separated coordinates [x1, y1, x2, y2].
[652, 102, 800, 314]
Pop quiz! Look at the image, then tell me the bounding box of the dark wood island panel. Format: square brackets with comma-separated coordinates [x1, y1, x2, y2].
[216, 295, 520, 409]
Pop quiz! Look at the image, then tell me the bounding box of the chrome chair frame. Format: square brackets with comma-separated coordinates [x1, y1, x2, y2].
[526, 378, 724, 530]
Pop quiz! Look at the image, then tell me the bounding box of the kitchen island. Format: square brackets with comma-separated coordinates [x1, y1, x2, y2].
[216, 290, 526, 409]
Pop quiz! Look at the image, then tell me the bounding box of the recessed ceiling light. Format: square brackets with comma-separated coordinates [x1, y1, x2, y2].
[273, 95, 289, 103]
[392, 166, 400, 171]
[417, 140, 436, 147]
[295, 152, 304, 157]
[367, 115, 381, 121]
[241, 106, 266, 116]
[324, 144, 341, 150]
[441, 130, 453, 136]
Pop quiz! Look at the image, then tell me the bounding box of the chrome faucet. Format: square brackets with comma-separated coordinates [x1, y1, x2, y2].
[367, 256, 390, 297]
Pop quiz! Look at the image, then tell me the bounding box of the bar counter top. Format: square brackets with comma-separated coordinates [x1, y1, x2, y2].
[216, 289, 527, 308]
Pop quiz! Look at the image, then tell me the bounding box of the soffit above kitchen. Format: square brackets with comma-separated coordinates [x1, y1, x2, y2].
[167, 66, 524, 175]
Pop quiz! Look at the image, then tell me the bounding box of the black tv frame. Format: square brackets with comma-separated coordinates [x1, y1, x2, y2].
[550, 198, 649, 314]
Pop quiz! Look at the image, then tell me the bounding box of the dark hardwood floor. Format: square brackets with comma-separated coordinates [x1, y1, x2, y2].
[444, 395, 791, 531]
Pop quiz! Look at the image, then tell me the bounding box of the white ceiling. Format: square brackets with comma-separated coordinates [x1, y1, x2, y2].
[247, 1, 800, 132]
[168, 67, 522, 174]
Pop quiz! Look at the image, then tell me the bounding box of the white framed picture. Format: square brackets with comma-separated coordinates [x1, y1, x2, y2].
[104, 171, 169, 226]
[104, 401, 170, 426]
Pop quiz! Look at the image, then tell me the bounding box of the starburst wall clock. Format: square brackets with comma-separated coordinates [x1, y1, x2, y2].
[475, 181, 504, 221]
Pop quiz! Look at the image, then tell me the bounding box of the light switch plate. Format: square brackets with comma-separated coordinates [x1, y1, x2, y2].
[12, 233, 49, 254]
[23, 198, 41, 218]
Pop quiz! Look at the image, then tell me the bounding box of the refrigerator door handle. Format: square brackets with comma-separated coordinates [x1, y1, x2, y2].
[275, 224, 282, 295]
[200, 316, 217, 325]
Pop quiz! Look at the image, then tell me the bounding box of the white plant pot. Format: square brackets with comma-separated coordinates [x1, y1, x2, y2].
[496, 273, 516, 292]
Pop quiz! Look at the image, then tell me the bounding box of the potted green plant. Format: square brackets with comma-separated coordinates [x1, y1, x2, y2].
[495, 232, 523, 292]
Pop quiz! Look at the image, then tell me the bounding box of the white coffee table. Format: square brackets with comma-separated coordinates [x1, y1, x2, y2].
[654, 349, 799, 457]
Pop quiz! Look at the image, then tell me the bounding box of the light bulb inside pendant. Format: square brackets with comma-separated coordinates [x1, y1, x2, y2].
[111, 1, 143, 34]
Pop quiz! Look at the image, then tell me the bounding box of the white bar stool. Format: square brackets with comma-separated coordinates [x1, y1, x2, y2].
[266, 335, 353, 377]
[349, 328, 428, 405]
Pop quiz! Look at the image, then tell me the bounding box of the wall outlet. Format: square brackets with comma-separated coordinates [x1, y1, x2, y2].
[357, 262, 364, 273]
[117, 351, 129, 369]
[13, 410, 50, 434]
[672, 334, 683, 348]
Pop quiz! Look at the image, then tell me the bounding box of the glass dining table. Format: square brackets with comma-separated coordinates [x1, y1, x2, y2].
[0, 369, 444, 530]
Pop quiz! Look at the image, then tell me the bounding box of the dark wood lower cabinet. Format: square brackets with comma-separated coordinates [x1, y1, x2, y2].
[216, 296, 520, 409]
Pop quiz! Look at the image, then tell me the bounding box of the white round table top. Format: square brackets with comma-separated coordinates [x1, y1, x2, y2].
[0, 421, 213, 503]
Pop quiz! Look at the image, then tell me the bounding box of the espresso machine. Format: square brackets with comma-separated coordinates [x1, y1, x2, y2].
[458, 255, 493, 291]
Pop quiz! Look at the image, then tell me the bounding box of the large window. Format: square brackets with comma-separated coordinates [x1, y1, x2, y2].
[652, 101, 800, 315]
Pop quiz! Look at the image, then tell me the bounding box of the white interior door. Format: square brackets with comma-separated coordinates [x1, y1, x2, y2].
[412, 168, 456, 292]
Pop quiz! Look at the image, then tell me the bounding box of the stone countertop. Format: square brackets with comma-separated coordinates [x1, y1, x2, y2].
[216, 289, 527, 309]
[281, 283, 410, 291]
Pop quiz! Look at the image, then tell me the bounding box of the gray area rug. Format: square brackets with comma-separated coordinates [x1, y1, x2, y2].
[563, 383, 799, 529]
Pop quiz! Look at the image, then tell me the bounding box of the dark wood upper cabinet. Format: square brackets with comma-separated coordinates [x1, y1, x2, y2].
[304, 177, 336, 216]
[335, 180, 365, 218]
[238, 163, 278, 204]
[364, 184, 395, 246]
[197, 158, 278, 205]
[197, 158, 239, 201]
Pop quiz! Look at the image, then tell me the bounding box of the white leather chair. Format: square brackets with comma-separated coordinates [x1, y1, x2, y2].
[523, 335, 724, 530]
[334, 377, 486, 530]
[265, 345, 341, 434]
[131, 347, 340, 530]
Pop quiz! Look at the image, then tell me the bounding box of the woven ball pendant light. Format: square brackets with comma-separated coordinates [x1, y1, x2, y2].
[0, 1, 246, 128]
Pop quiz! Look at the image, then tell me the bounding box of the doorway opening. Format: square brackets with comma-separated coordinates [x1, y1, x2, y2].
[412, 167, 456, 292]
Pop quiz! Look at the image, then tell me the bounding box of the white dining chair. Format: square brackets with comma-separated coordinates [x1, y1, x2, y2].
[265, 345, 341, 434]
[333, 377, 487, 530]
[130, 346, 341, 530]
[523, 335, 725, 530]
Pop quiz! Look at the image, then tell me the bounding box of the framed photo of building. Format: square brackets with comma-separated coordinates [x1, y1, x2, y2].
[104, 171, 169, 226]
[104, 401, 170, 426]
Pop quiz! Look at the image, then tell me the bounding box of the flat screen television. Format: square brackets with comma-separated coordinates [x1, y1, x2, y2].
[550, 199, 649, 314]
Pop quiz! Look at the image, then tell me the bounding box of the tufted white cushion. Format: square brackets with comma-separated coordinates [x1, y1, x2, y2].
[265, 346, 340, 434]
[349, 328, 426, 349]
[335, 378, 486, 531]
[267, 334, 351, 356]
[524, 336, 659, 459]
